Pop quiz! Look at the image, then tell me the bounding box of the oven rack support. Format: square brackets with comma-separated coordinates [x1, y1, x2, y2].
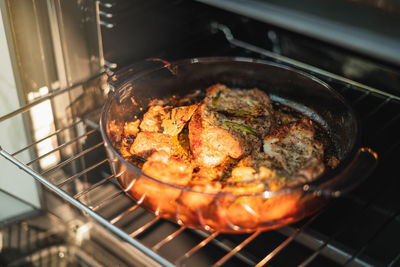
[212, 22, 400, 102]
[1, 33, 399, 266]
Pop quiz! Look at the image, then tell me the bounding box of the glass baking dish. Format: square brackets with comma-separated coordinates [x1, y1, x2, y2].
[100, 57, 377, 233]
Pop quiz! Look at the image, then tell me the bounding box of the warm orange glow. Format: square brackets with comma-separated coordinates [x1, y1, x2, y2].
[28, 87, 59, 169]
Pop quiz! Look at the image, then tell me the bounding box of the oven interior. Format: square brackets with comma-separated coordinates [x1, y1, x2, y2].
[1, 0, 400, 266]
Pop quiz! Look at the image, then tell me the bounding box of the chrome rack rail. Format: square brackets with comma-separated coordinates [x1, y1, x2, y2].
[2, 26, 400, 266]
[212, 22, 400, 102]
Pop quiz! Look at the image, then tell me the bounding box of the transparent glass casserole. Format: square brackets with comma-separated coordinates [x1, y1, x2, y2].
[100, 57, 377, 233]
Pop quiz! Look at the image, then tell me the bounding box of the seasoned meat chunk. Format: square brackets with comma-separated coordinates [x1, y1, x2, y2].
[189, 105, 245, 167]
[130, 131, 173, 158]
[142, 151, 192, 185]
[235, 118, 325, 187]
[139, 104, 197, 136]
[189, 84, 275, 167]
[263, 117, 325, 183]
[139, 105, 171, 132]
[204, 84, 275, 138]
[123, 120, 140, 136]
[227, 164, 285, 191]
[133, 151, 192, 215]
[161, 104, 198, 136]
[205, 84, 273, 118]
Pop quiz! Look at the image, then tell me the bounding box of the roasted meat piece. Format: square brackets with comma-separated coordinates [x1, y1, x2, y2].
[123, 120, 140, 137]
[189, 84, 275, 167]
[189, 106, 245, 167]
[204, 84, 275, 138]
[235, 118, 325, 187]
[141, 151, 192, 185]
[132, 151, 192, 216]
[205, 84, 273, 118]
[131, 104, 196, 160]
[263, 117, 325, 183]
[161, 104, 198, 136]
[130, 131, 174, 158]
[139, 105, 171, 132]
[139, 104, 197, 136]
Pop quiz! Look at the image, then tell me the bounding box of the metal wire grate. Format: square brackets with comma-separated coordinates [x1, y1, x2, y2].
[2, 29, 400, 266]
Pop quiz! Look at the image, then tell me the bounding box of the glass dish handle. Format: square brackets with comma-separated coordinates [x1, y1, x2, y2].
[309, 147, 378, 198]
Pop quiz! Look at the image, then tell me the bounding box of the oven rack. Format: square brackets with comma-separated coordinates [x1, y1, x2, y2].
[1, 35, 400, 266]
[1, 221, 98, 267]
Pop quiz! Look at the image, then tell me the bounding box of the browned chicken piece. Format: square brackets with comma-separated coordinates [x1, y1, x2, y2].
[220, 165, 302, 229]
[263, 117, 325, 183]
[189, 105, 245, 167]
[189, 84, 275, 167]
[130, 131, 173, 158]
[123, 119, 140, 136]
[201, 104, 262, 156]
[161, 104, 198, 136]
[234, 118, 325, 187]
[141, 151, 192, 185]
[139, 105, 171, 132]
[204, 83, 275, 138]
[132, 151, 192, 216]
[230, 165, 278, 182]
[139, 104, 197, 136]
[205, 84, 273, 118]
[230, 166, 258, 183]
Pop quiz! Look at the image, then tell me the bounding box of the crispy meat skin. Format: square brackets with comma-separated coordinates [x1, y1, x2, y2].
[205, 84, 273, 118]
[234, 118, 325, 187]
[189, 84, 275, 167]
[204, 84, 275, 138]
[189, 105, 244, 167]
[263, 117, 325, 183]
